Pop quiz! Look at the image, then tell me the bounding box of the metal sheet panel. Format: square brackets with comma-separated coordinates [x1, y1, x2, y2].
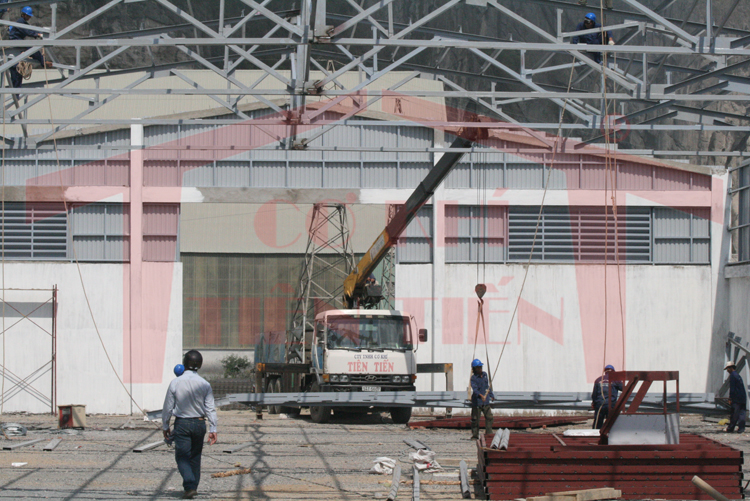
[253, 161, 286, 187]
[143, 204, 179, 262]
[362, 162, 397, 188]
[181, 160, 214, 187]
[654, 166, 691, 190]
[507, 163, 543, 189]
[288, 162, 323, 188]
[36, 161, 73, 186]
[4, 161, 36, 186]
[399, 162, 430, 188]
[548, 163, 578, 190]
[73, 160, 106, 186]
[144, 160, 179, 187]
[323, 162, 359, 188]
[445, 163, 471, 188]
[618, 162, 652, 190]
[398, 206, 432, 264]
[215, 161, 251, 187]
[145, 125, 179, 147]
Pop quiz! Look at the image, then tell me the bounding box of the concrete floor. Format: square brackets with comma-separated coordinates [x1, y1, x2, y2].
[0, 411, 745, 500]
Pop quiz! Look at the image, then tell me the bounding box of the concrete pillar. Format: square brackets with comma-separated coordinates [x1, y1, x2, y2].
[128, 123, 144, 414]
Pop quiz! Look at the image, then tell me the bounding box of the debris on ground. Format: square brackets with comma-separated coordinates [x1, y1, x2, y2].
[410, 448, 443, 473]
[1, 423, 28, 436]
[211, 467, 252, 478]
[370, 457, 397, 474]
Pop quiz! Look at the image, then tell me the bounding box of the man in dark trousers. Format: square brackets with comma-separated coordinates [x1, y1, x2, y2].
[8, 6, 52, 89]
[725, 361, 746, 433]
[571, 12, 615, 64]
[470, 359, 494, 440]
[162, 350, 218, 499]
[591, 364, 623, 429]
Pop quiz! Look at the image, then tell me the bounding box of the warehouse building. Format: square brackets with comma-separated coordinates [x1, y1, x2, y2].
[0, 71, 737, 414]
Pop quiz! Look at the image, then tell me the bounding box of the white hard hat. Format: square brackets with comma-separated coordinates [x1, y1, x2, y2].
[725, 361, 736, 370]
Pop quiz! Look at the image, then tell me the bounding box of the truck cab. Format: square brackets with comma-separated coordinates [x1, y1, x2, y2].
[308, 309, 424, 423]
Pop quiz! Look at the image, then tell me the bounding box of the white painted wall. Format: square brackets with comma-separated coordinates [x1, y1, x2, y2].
[397, 263, 717, 395]
[0, 263, 182, 415]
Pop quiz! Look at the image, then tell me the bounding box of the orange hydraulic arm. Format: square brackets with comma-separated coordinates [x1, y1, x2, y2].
[343, 134, 477, 308]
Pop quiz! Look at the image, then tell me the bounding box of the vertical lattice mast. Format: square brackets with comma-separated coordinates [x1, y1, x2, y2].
[286, 203, 356, 364]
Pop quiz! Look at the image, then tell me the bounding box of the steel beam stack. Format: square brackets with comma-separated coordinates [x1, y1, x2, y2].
[476, 434, 743, 500]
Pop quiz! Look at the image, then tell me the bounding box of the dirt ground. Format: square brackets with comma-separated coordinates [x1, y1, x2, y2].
[0, 410, 745, 500]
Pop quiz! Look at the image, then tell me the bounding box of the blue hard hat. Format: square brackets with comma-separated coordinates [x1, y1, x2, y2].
[585, 12, 596, 22]
[604, 364, 615, 371]
[471, 359, 483, 368]
[21, 6, 33, 17]
[174, 364, 185, 377]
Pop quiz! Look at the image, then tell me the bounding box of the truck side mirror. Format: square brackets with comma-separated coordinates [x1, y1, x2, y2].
[418, 329, 428, 343]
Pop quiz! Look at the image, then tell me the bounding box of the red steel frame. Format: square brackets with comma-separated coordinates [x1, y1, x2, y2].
[599, 370, 680, 444]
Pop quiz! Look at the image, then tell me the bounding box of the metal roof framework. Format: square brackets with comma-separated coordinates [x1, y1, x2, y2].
[1, 0, 749, 158]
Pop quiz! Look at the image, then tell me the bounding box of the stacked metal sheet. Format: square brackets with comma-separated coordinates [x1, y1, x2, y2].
[476, 433, 743, 500]
[409, 415, 589, 430]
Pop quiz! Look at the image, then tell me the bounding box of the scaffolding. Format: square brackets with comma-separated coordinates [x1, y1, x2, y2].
[0, 0, 746, 159]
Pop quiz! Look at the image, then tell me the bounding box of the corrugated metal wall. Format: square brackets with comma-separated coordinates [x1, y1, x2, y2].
[143, 204, 180, 262]
[397, 206, 433, 263]
[445, 205, 506, 263]
[70, 203, 130, 262]
[740, 165, 749, 263]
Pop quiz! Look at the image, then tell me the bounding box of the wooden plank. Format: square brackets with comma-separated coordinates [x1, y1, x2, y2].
[222, 441, 253, 454]
[133, 440, 166, 453]
[2, 438, 44, 450]
[43, 438, 62, 451]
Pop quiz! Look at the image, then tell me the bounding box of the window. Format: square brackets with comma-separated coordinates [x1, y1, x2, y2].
[0, 203, 67, 259]
[70, 203, 129, 262]
[653, 208, 710, 264]
[730, 162, 749, 264]
[508, 206, 652, 263]
[396, 205, 432, 264]
[445, 205, 506, 263]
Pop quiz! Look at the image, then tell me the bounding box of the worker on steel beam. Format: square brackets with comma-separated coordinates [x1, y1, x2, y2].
[469, 359, 494, 440]
[591, 364, 623, 429]
[724, 361, 746, 433]
[7, 6, 53, 90]
[162, 350, 218, 500]
[571, 13, 615, 65]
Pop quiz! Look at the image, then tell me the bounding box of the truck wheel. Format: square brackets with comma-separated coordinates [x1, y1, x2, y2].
[267, 379, 280, 415]
[309, 382, 331, 424]
[389, 407, 412, 424]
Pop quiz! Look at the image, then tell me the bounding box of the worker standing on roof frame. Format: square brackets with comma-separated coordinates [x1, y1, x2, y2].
[469, 359, 494, 440]
[571, 12, 615, 65]
[7, 6, 53, 90]
[591, 364, 623, 429]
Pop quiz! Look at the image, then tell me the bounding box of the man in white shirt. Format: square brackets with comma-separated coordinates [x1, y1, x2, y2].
[162, 350, 218, 499]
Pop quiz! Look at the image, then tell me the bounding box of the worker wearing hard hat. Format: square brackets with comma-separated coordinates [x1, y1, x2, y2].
[591, 364, 623, 429]
[571, 13, 615, 64]
[7, 6, 53, 89]
[724, 361, 746, 433]
[162, 350, 218, 500]
[469, 359, 494, 440]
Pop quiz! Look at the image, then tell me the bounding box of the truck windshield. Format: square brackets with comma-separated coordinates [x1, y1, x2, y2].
[326, 315, 412, 351]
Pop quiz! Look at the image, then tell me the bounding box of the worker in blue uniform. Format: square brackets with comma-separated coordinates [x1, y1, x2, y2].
[7, 7, 52, 89]
[162, 350, 218, 500]
[0, 0, 10, 19]
[725, 361, 746, 433]
[591, 364, 623, 429]
[572, 13, 615, 64]
[469, 359, 494, 440]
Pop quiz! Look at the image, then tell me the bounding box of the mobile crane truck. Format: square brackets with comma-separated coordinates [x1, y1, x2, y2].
[256, 127, 486, 423]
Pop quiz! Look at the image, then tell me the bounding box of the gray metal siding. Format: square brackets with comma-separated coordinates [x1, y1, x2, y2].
[445, 205, 506, 263]
[738, 165, 750, 263]
[653, 207, 710, 264]
[71, 203, 129, 262]
[397, 206, 432, 264]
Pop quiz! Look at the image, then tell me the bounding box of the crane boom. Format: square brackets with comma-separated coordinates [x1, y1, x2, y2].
[343, 135, 474, 308]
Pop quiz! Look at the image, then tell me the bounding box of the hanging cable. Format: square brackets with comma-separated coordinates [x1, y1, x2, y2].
[490, 58, 578, 383]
